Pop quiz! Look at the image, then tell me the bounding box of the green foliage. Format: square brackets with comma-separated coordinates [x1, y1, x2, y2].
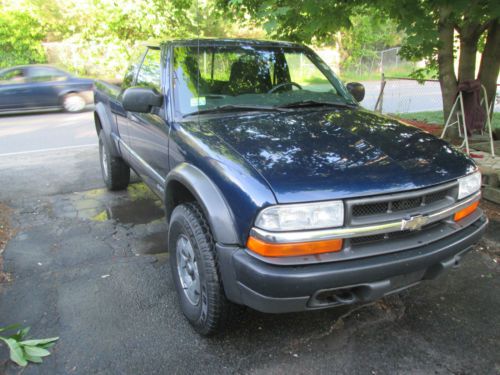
[0, 324, 59, 367]
[26, 0, 195, 72]
[0, 10, 46, 69]
[225, 0, 498, 65]
[340, 13, 402, 72]
[408, 67, 439, 83]
[223, 0, 359, 43]
[0, 0, 263, 78]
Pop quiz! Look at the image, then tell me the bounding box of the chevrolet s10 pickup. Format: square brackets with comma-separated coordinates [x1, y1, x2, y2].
[94, 39, 487, 335]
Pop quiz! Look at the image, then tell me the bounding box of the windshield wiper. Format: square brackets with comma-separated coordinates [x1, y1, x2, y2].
[183, 104, 291, 117]
[275, 100, 356, 109]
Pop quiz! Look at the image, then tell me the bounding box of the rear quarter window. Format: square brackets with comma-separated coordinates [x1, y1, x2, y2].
[28, 67, 67, 82]
[0, 69, 27, 85]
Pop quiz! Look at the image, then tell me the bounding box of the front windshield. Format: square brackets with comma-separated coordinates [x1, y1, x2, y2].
[172, 44, 355, 116]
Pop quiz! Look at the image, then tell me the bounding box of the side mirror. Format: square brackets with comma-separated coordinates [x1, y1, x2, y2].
[346, 82, 365, 102]
[122, 87, 163, 113]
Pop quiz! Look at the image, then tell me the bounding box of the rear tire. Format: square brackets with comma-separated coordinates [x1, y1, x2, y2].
[169, 202, 230, 336]
[99, 132, 130, 190]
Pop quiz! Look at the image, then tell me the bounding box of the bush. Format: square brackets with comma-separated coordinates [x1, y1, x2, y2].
[44, 37, 135, 79]
[0, 11, 46, 69]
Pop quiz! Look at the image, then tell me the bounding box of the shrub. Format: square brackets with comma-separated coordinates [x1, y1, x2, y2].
[0, 11, 47, 69]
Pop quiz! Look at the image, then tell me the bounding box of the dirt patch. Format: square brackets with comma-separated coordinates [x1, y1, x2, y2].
[479, 200, 500, 263]
[481, 200, 500, 222]
[0, 202, 14, 283]
[391, 116, 443, 136]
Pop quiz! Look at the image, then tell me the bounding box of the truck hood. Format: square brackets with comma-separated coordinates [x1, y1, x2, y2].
[198, 108, 476, 203]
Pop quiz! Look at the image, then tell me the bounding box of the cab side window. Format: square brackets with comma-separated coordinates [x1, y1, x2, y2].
[136, 48, 161, 92]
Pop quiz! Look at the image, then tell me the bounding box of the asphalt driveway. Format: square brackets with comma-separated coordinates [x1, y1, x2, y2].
[0, 113, 499, 374]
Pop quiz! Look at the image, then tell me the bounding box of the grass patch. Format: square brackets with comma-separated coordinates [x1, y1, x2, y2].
[339, 71, 382, 82]
[396, 111, 500, 129]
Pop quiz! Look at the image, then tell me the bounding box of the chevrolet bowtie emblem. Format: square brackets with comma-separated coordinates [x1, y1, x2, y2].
[401, 214, 429, 231]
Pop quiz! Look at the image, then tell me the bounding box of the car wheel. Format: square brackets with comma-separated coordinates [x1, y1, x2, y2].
[169, 202, 230, 336]
[62, 93, 86, 112]
[99, 132, 130, 190]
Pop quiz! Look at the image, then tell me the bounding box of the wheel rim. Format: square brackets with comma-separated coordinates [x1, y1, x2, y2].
[63, 95, 85, 112]
[176, 235, 201, 306]
[100, 142, 108, 179]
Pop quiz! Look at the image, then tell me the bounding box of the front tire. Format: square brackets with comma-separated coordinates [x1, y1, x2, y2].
[169, 202, 230, 336]
[99, 132, 130, 190]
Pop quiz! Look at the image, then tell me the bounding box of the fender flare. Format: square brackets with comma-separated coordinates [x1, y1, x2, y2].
[165, 163, 240, 245]
[94, 102, 120, 157]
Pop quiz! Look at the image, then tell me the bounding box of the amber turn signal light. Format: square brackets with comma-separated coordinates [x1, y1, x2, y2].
[454, 201, 479, 222]
[247, 236, 343, 257]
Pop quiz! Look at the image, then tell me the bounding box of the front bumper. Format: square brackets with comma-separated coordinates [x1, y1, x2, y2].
[217, 215, 487, 313]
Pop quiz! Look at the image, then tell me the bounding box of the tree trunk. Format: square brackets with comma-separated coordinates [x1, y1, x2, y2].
[437, 6, 457, 125]
[478, 20, 500, 112]
[457, 34, 479, 82]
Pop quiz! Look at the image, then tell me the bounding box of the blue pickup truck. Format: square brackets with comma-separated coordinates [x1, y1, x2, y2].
[94, 39, 487, 335]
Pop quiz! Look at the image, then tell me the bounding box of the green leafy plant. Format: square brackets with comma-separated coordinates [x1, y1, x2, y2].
[0, 10, 47, 69]
[0, 324, 58, 367]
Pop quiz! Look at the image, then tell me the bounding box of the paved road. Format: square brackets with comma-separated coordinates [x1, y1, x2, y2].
[0, 110, 96, 156]
[0, 113, 499, 374]
[362, 80, 444, 114]
[362, 80, 500, 114]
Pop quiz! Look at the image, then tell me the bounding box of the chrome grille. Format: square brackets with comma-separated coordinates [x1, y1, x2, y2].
[393, 197, 422, 211]
[352, 202, 387, 217]
[347, 182, 457, 225]
[424, 189, 449, 204]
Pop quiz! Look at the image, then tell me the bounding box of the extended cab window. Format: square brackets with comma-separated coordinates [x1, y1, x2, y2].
[122, 48, 151, 89]
[136, 48, 161, 91]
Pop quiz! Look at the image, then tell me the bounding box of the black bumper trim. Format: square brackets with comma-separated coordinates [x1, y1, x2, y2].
[216, 215, 487, 313]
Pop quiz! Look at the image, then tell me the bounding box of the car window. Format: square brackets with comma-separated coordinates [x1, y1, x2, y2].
[0, 69, 27, 85]
[136, 48, 161, 91]
[28, 67, 67, 82]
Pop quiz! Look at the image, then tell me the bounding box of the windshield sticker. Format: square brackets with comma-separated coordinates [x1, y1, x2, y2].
[190, 97, 206, 107]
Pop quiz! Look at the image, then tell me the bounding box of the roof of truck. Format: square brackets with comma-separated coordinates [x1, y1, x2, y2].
[160, 38, 305, 48]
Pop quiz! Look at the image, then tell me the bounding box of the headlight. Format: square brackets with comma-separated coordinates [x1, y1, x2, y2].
[255, 201, 344, 231]
[457, 171, 481, 200]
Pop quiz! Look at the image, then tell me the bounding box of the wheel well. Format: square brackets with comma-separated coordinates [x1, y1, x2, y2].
[59, 91, 77, 103]
[165, 180, 197, 222]
[94, 112, 102, 135]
